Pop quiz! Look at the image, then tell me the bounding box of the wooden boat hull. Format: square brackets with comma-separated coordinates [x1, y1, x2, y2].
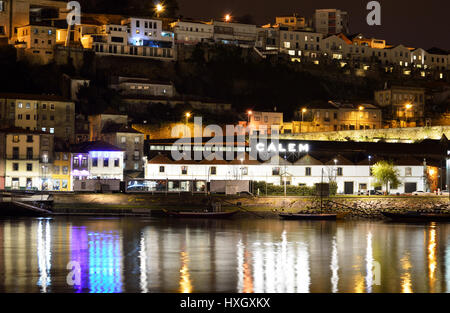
[279, 213, 337, 220]
[164, 210, 239, 218]
[382, 211, 450, 222]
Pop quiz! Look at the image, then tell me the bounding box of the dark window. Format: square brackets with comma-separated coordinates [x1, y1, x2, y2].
[103, 158, 109, 167]
[305, 167, 312, 176]
[114, 159, 120, 167]
[13, 163, 19, 171]
[92, 157, 98, 167]
[159, 166, 165, 173]
[26, 147, 33, 159]
[82, 157, 88, 167]
[181, 166, 188, 175]
[337, 167, 343, 176]
[13, 147, 19, 159]
[272, 167, 280, 176]
[27, 163, 33, 171]
[210, 167, 217, 175]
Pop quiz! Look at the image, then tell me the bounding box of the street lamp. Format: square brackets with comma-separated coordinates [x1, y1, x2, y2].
[357, 106, 364, 130]
[185, 112, 191, 124]
[225, 14, 231, 22]
[301, 108, 307, 133]
[155, 3, 164, 18]
[247, 110, 252, 124]
[405, 103, 412, 127]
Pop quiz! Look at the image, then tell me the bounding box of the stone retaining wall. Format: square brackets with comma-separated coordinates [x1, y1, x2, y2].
[52, 193, 450, 219]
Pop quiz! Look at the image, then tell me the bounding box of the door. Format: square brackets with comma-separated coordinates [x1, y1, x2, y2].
[344, 182, 354, 195]
[405, 182, 417, 194]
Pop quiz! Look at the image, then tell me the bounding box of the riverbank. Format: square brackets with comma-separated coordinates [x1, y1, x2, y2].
[49, 193, 450, 219]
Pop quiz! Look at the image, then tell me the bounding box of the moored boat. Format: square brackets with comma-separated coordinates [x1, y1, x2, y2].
[163, 209, 239, 218]
[382, 211, 450, 222]
[279, 213, 337, 220]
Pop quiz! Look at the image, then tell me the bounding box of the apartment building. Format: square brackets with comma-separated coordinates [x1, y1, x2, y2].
[77, 18, 176, 60]
[52, 149, 71, 191]
[70, 141, 124, 183]
[241, 111, 284, 135]
[170, 20, 214, 45]
[275, 14, 307, 30]
[374, 86, 426, 128]
[279, 29, 322, 60]
[0, 93, 75, 142]
[211, 20, 258, 47]
[3, 128, 53, 190]
[100, 123, 145, 174]
[282, 101, 382, 133]
[314, 9, 349, 35]
[14, 24, 56, 64]
[0, 0, 65, 41]
[109, 77, 175, 98]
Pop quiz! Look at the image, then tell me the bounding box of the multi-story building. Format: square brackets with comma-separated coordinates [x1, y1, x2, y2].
[240, 111, 284, 135]
[3, 128, 53, 190]
[211, 20, 258, 47]
[275, 14, 307, 30]
[88, 111, 128, 141]
[52, 149, 71, 191]
[100, 123, 145, 175]
[374, 86, 426, 128]
[109, 76, 175, 98]
[314, 9, 349, 35]
[285, 101, 382, 133]
[76, 17, 176, 61]
[0, 93, 75, 142]
[14, 24, 56, 64]
[279, 29, 322, 61]
[70, 141, 124, 185]
[0, 0, 65, 41]
[170, 19, 214, 45]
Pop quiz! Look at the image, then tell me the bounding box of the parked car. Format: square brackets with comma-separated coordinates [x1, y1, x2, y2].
[368, 190, 383, 196]
[412, 191, 434, 196]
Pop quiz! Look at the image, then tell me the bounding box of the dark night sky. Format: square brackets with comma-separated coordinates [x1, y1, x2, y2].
[177, 0, 450, 50]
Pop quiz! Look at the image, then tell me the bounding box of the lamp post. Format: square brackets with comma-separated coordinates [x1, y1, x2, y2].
[155, 3, 164, 18]
[185, 112, 191, 125]
[357, 106, 364, 130]
[247, 110, 252, 124]
[301, 108, 307, 133]
[225, 14, 231, 22]
[405, 103, 412, 127]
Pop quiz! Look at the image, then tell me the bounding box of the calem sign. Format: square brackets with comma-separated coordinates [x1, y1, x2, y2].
[255, 142, 310, 153]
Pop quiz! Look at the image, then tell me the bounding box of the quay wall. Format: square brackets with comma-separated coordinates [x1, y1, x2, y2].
[52, 193, 450, 218]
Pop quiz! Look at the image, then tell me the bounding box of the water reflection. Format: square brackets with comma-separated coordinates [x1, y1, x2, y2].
[179, 251, 192, 293]
[1, 218, 450, 293]
[37, 219, 51, 293]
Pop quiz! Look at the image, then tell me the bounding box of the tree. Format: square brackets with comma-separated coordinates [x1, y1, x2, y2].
[372, 161, 402, 194]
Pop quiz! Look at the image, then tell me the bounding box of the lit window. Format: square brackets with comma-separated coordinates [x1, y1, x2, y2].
[50, 128, 54, 134]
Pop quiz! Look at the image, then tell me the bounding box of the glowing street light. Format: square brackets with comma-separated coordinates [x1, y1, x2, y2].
[247, 110, 252, 123]
[225, 14, 231, 22]
[185, 112, 191, 124]
[300, 108, 307, 133]
[356, 106, 364, 130]
[155, 3, 164, 17]
[405, 103, 413, 127]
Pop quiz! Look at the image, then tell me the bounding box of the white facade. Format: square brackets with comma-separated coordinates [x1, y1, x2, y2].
[122, 17, 173, 47]
[170, 20, 214, 45]
[145, 159, 426, 195]
[212, 21, 258, 47]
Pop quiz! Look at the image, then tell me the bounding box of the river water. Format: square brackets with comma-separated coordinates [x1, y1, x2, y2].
[0, 216, 449, 293]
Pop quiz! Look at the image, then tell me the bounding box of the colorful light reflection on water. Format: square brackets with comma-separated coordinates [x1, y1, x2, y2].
[0, 217, 450, 293]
